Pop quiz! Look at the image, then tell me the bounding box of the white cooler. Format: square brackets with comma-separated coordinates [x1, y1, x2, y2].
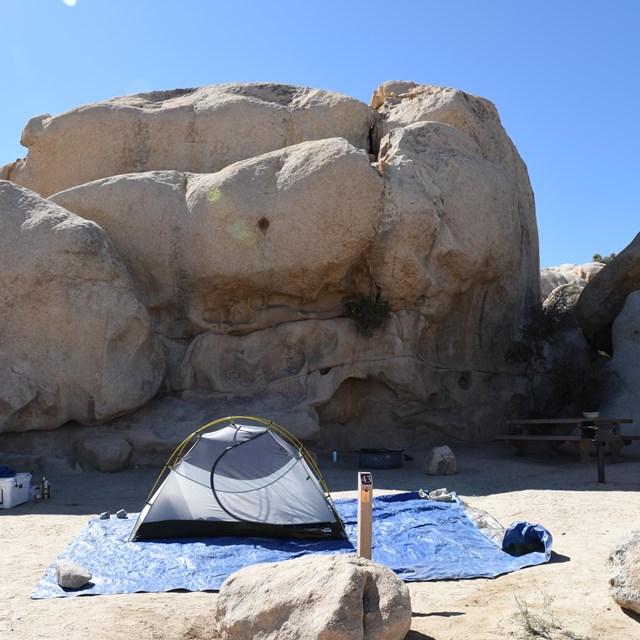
[0, 473, 32, 509]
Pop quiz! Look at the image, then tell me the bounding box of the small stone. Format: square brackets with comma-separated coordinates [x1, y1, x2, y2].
[56, 560, 92, 590]
[424, 445, 457, 476]
[99, 511, 111, 520]
[116, 509, 128, 519]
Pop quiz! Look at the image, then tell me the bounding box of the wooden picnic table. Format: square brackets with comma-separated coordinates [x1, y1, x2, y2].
[506, 417, 632, 432]
[496, 417, 636, 482]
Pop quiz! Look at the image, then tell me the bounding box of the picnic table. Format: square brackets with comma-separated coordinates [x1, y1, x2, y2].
[496, 417, 636, 482]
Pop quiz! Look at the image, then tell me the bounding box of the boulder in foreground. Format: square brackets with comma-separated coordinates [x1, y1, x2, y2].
[216, 554, 412, 640]
[608, 529, 640, 614]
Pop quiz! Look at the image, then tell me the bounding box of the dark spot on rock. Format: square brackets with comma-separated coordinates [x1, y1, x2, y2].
[257, 217, 270, 233]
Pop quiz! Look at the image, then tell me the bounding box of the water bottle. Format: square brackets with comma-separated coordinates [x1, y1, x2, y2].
[42, 477, 51, 500]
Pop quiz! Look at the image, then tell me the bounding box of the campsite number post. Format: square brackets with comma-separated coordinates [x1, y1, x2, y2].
[357, 472, 373, 560]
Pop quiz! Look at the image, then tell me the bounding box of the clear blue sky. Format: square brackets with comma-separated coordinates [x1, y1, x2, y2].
[2, 0, 638, 268]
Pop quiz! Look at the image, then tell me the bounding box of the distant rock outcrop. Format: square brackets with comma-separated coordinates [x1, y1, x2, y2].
[0, 81, 540, 463]
[540, 262, 603, 301]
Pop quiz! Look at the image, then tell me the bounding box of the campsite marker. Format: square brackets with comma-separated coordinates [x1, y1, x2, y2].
[357, 471, 373, 559]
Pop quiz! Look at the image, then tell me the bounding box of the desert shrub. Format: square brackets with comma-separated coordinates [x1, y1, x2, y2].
[513, 286, 573, 336]
[506, 287, 608, 416]
[592, 251, 616, 264]
[505, 287, 575, 371]
[543, 358, 609, 413]
[344, 293, 391, 337]
[513, 590, 593, 639]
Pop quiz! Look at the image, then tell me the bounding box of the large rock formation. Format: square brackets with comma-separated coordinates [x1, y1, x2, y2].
[0, 83, 374, 198]
[0, 81, 540, 461]
[51, 138, 383, 338]
[598, 291, 640, 432]
[372, 81, 523, 168]
[0, 181, 164, 432]
[572, 235, 640, 428]
[576, 233, 640, 354]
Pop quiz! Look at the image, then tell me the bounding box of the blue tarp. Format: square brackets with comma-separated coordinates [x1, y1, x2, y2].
[32, 492, 552, 598]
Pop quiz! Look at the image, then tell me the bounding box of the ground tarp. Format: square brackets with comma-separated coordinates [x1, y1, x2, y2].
[32, 492, 552, 598]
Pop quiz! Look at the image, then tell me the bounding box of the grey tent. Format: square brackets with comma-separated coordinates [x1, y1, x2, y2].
[129, 416, 346, 541]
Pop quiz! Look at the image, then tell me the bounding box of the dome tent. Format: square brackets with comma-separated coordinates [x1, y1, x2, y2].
[129, 416, 346, 541]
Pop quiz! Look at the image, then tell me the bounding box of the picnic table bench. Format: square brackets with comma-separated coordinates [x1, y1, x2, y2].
[496, 417, 637, 482]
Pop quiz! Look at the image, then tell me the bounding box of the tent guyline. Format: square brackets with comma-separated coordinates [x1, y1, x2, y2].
[129, 416, 347, 542]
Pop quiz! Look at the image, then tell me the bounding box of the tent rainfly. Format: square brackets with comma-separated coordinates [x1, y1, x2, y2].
[129, 416, 347, 542]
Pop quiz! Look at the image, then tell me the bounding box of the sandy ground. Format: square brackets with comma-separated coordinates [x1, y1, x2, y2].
[2, 441, 640, 640]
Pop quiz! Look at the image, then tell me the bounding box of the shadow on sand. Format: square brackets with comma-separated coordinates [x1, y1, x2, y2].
[4, 441, 640, 518]
[405, 631, 436, 640]
[322, 441, 640, 498]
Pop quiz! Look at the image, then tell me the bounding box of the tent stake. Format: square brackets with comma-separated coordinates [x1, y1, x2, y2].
[357, 472, 373, 559]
